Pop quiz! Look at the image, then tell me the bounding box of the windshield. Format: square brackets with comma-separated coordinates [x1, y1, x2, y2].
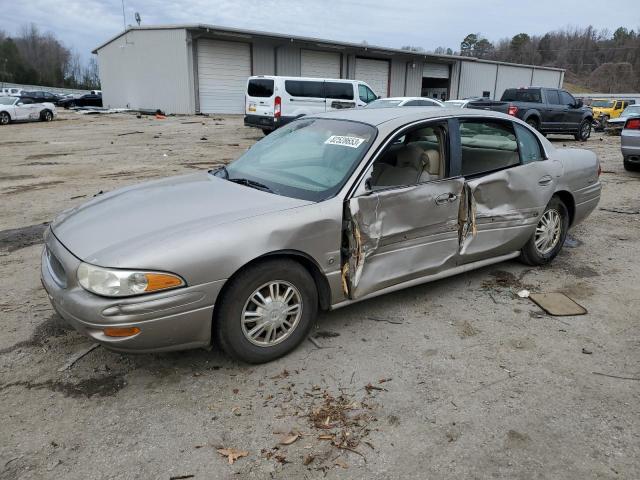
[620, 106, 640, 117]
[366, 99, 403, 109]
[0, 97, 17, 105]
[219, 118, 376, 202]
[444, 100, 465, 108]
[592, 100, 614, 108]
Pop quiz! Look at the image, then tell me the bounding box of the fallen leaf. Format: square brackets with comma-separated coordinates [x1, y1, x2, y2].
[378, 378, 392, 384]
[318, 435, 334, 440]
[274, 454, 288, 464]
[279, 433, 300, 445]
[216, 448, 248, 464]
[303, 454, 315, 465]
[335, 458, 349, 469]
[232, 388, 239, 394]
[231, 406, 241, 416]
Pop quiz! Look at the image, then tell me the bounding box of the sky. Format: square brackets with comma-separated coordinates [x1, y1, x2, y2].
[0, 0, 639, 62]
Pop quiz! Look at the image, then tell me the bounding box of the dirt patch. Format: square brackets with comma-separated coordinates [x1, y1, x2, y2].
[2, 180, 64, 195]
[0, 313, 69, 355]
[482, 270, 532, 291]
[0, 222, 48, 252]
[458, 320, 480, 338]
[1, 374, 127, 398]
[0, 174, 36, 182]
[24, 152, 71, 161]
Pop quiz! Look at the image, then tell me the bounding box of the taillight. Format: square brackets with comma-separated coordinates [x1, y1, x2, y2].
[274, 96, 281, 119]
[507, 105, 518, 116]
[625, 118, 640, 130]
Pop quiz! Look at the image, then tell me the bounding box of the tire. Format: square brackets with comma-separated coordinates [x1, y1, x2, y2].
[213, 259, 318, 363]
[624, 157, 640, 172]
[520, 196, 569, 266]
[262, 129, 271, 136]
[526, 117, 540, 131]
[66, 101, 76, 109]
[0, 111, 9, 125]
[40, 110, 53, 122]
[575, 119, 591, 141]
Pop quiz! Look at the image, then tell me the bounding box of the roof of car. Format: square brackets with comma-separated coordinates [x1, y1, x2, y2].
[312, 106, 514, 127]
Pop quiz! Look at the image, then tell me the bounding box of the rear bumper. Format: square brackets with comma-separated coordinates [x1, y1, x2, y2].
[244, 114, 296, 131]
[621, 130, 640, 158]
[41, 228, 226, 353]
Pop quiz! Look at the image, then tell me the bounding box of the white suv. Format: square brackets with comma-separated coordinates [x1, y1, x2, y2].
[244, 76, 378, 134]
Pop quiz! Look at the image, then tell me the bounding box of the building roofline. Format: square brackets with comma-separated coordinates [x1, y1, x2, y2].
[91, 24, 565, 73]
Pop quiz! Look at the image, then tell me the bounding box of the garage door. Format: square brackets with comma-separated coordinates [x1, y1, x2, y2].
[423, 63, 450, 79]
[355, 58, 389, 97]
[197, 39, 251, 114]
[301, 50, 341, 78]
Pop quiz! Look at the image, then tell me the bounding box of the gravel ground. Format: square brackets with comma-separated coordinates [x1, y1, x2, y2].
[0, 111, 638, 480]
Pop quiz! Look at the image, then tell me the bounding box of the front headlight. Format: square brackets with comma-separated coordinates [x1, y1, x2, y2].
[77, 263, 185, 297]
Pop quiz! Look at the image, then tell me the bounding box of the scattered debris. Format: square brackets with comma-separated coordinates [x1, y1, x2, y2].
[314, 331, 340, 338]
[582, 348, 593, 355]
[364, 315, 404, 325]
[334, 458, 349, 469]
[364, 383, 387, 394]
[279, 433, 300, 445]
[116, 131, 144, 136]
[529, 293, 587, 316]
[270, 369, 290, 379]
[517, 289, 530, 298]
[200, 137, 208, 141]
[563, 235, 583, 248]
[303, 453, 315, 465]
[216, 448, 248, 464]
[592, 372, 640, 381]
[58, 343, 100, 372]
[169, 475, 194, 480]
[308, 336, 323, 349]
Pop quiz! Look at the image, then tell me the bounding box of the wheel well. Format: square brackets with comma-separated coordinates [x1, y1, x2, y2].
[554, 191, 575, 226]
[0, 110, 10, 119]
[525, 114, 540, 126]
[214, 251, 332, 317]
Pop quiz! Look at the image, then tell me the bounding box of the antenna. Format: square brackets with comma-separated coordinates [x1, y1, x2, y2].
[135, 12, 141, 26]
[121, 0, 127, 31]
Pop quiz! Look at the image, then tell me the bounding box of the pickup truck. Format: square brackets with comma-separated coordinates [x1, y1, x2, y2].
[466, 87, 594, 141]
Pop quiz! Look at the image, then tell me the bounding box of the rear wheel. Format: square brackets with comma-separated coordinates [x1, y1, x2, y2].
[624, 157, 640, 172]
[40, 110, 53, 122]
[213, 259, 318, 363]
[575, 119, 591, 141]
[0, 112, 9, 125]
[262, 129, 271, 136]
[520, 196, 569, 266]
[526, 117, 540, 131]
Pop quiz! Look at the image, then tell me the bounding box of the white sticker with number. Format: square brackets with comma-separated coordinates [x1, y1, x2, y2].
[324, 135, 366, 148]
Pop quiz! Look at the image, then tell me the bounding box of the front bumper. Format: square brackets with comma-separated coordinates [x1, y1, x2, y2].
[41, 228, 226, 353]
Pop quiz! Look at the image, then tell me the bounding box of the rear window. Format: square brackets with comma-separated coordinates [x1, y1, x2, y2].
[247, 79, 274, 98]
[285, 80, 324, 98]
[501, 89, 542, 103]
[325, 82, 353, 100]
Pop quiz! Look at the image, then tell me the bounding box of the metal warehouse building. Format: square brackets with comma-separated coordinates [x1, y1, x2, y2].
[93, 24, 565, 115]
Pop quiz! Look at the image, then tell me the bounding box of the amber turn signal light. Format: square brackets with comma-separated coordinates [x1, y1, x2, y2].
[144, 273, 184, 292]
[103, 327, 141, 337]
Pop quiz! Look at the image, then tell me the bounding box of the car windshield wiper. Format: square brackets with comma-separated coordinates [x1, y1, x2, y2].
[228, 177, 275, 194]
[210, 165, 229, 178]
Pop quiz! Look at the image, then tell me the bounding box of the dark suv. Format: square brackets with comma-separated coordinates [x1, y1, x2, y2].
[467, 87, 594, 141]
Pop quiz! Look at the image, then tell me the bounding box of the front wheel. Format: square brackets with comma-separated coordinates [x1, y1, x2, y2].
[213, 259, 318, 363]
[40, 110, 53, 122]
[520, 196, 569, 266]
[0, 111, 9, 125]
[575, 119, 591, 141]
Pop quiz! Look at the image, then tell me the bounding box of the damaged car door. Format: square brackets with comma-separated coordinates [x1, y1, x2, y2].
[343, 121, 464, 299]
[455, 119, 560, 263]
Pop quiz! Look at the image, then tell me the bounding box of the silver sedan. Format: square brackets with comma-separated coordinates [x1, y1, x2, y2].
[42, 108, 601, 363]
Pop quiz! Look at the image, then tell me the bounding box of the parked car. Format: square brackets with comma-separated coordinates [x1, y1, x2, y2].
[0, 87, 22, 96]
[467, 87, 594, 141]
[366, 97, 444, 108]
[23, 90, 63, 105]
[591, 98, 635, 130]
[244, 76, 378, 134]
[58, 92, 102, 109]
[444, 97, 488, 108]
[0, 96, 57, 125]
[621, 117, 640, 171]
[42, 108, 601, 363]
[604, 104, 640, 134]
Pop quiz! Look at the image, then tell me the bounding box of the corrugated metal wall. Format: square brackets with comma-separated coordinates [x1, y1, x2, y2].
[405, 62, 423, 97]
[253, 43, 275, 75]
[457, 61, 498, 99]
[389, 59, 406, 97]
[275, 45, 301, 76]
[494, 65, 534, 99]
[532, 68, 562, 88]
[97, 29, 192, 114]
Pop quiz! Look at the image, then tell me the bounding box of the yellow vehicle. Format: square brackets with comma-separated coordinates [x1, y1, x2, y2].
[591, 99, 633, 129]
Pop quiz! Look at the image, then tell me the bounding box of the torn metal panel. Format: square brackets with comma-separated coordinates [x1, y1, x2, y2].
[458, 163, 555, 262]
[343, 179, 464, 299]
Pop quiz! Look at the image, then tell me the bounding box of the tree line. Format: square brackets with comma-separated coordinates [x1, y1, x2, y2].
[0, 24, 99, 90]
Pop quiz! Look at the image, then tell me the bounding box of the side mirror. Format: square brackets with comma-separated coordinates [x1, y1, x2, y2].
[17, 102, 23, 106]
[575, 99, 583, 108]
[365, 177, 373, 191]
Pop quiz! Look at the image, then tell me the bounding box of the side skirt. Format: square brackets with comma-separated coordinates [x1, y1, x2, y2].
[330, 251, 520, 310]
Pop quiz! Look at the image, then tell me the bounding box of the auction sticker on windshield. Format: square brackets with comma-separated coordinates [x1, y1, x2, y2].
[325, 135, 366, 148]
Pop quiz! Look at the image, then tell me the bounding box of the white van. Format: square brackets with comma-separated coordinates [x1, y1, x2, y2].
[0, 87, 22, 97]
[244, 76, 379, 133]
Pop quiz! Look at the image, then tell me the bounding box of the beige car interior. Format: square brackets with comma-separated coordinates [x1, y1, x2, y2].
[370, 126, 446, 188]
[460, 122, 520, 176]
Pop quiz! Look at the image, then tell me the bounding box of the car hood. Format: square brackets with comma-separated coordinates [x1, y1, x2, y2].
[52, 173, 312, 265]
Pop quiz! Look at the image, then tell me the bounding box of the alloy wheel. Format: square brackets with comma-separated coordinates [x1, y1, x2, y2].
[535, 209, 562, 255]
[0, 113, 8, 125]
[241, 280, 303, 347]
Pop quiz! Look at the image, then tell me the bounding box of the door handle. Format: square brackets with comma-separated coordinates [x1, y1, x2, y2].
[435, 193, 458, 205]
[538, 175, 552, 186]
